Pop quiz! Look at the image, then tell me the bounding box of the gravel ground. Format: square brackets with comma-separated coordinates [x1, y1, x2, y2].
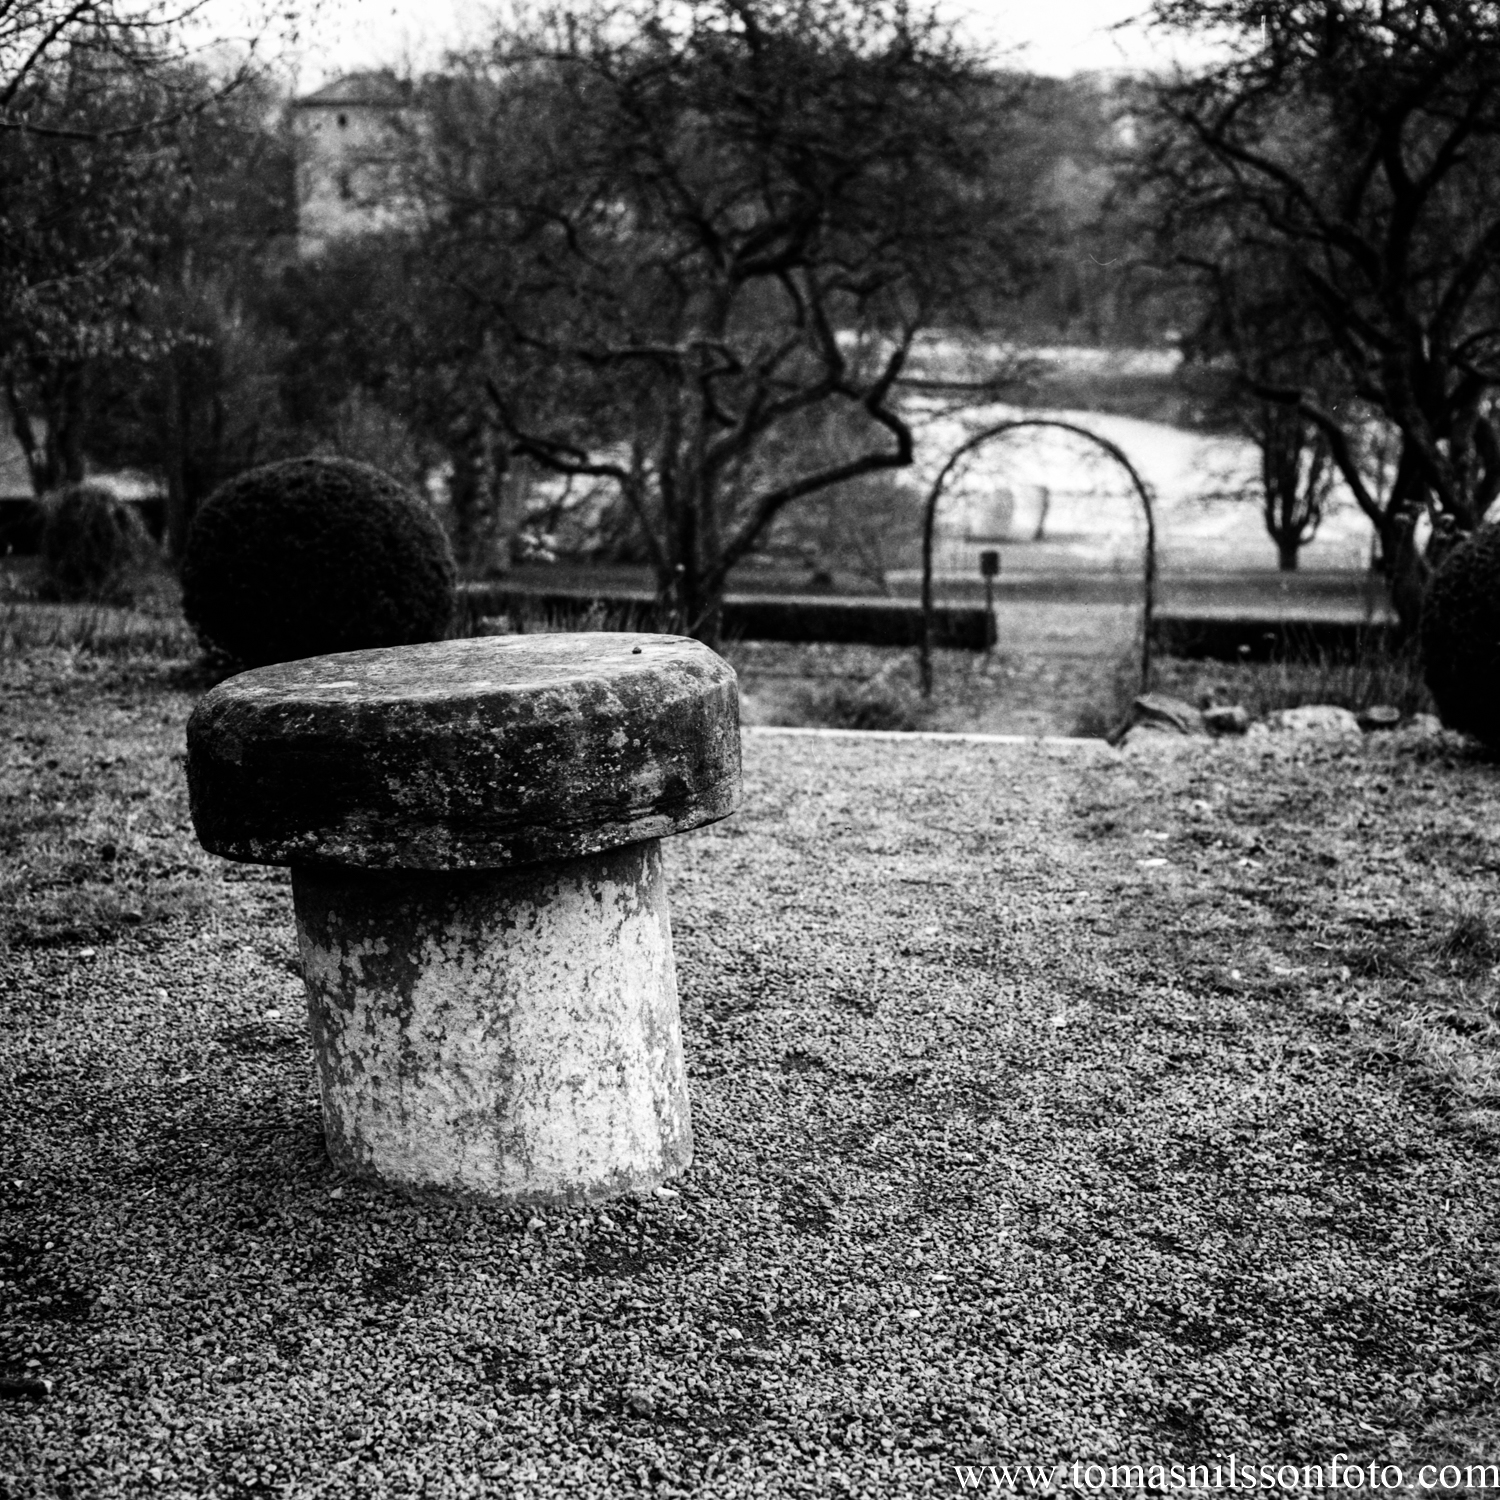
[2, 653, 1498, 1498]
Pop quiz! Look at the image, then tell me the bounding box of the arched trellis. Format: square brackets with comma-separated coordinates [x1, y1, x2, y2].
[919, 419, 1159, 708]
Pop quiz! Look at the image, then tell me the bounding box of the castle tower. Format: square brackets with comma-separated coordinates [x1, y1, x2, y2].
[291, 71, 414, 257]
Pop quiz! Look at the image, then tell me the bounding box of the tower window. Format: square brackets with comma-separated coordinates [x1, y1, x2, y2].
[337, 112, 348, 127]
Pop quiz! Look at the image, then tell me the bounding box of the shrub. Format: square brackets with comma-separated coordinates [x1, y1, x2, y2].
[39, 483, 158, 604]
[789, 663, 929, 732]
[1152, 630, 1432, 721]
[1421, 521, 1500, 750]
[181, 457, 457, 668]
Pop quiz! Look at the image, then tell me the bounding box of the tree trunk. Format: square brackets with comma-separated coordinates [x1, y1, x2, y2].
[38, 367, 87, 493]
[446, 419, 491, 572]
[485, 441, 516, 573]
[1373, 439, 1439, 631]
[6, 380, 43, 495]
[1032, 486, 1050, 542]
[662, 470, 727, 651]
[1382, 508, 1430, 634]
[693, 596, 723, 653]
[1276, 535, 1300, 571]
[675, 503, 703, 644]
[163, 358, 193, 564]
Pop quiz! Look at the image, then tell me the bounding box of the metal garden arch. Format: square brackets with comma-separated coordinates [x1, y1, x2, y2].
[919, 419, 1159, 703]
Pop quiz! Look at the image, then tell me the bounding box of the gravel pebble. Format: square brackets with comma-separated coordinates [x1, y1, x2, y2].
[1, 656, 1497, 1497]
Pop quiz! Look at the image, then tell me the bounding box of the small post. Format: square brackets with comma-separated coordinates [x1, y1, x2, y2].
[979, 549, 1000, 659]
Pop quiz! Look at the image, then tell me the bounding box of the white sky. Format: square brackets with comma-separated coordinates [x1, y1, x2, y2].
[260, 0, 1229, 90]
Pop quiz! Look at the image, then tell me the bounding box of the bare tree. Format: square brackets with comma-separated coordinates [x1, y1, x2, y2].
[406, 0, 1032, 645]
[1, 3, 298, 535]
[1, 1, 276, 137]
[1, 52, 291, 513]
[1143, 0, 1500, 623]
[1251, 401, 1336, 571]
[268, 236, 514, 570]
[1167, 244, 1347, 570]
[1, 53, 189, 491]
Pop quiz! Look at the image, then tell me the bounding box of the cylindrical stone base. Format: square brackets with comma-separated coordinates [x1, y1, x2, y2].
[290, 839, 692, 1203]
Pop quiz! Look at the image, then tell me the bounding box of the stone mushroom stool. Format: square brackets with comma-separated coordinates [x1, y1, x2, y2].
[186, 633, 740, 1203]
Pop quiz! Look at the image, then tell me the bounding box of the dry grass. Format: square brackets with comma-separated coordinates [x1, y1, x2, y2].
[0, 600, 197, 660]
[1153, 634, 1434, 722]
[0, 653, 220, 951]
[467, 596, 653, 638]
[1, 560, 196, 663]
[0, 558, 1436, 739]
[1379, 906, 1500, 1134]
[771, 657, 933, 733]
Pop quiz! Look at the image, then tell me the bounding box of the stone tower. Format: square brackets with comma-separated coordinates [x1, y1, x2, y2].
[291, 71, 413, 257]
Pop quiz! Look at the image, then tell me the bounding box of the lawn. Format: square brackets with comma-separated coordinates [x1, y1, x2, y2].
[1, 644, 1497, 1499]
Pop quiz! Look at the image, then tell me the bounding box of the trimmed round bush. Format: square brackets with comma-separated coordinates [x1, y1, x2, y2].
[182, 457, 457, 668]
[40, 482, 158, 604]
[1421, 520, 1500, 750]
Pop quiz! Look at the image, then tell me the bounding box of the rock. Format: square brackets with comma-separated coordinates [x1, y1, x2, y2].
[0, 1375, 53, 1401]
[1132, 693, 1205, 736]
[186, 632, 741, 870]
[1401, 712, 1445, 738]
[1122, 724, 1197, 753]
[1271, 704, 1361, 736]
[1358, 705, 1403, 732]
[1203, 704, 1251, 736]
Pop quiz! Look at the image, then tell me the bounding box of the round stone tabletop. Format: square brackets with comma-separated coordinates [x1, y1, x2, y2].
[186, 634, 741, 870]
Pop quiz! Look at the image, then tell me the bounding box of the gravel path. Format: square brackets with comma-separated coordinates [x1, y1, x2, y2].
[3, 662, 1498, 1497]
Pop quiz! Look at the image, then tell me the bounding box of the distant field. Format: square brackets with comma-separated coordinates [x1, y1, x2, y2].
[898, 342, 1379, 576]
[1, 347, 1380, 581]
[909, 405, 1375, 576]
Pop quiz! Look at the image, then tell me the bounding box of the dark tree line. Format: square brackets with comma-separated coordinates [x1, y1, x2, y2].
[1, 2, 304, 556]
[5, 0, 1069, 644]
[13, 0, 1498, 638]
[0, 1, 1161, 645]
[1138, 0, 1500, 612]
